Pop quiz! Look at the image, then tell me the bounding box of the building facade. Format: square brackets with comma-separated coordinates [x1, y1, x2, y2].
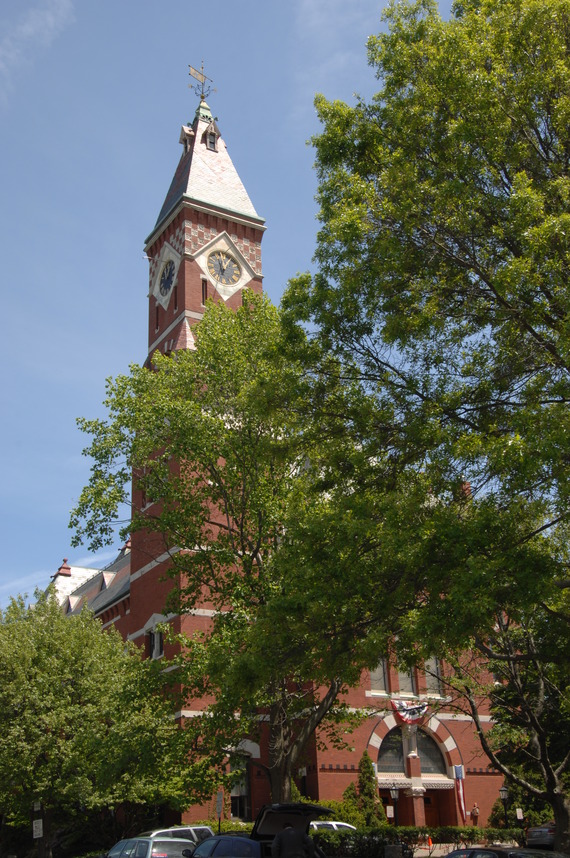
[51, 93, 503, 829]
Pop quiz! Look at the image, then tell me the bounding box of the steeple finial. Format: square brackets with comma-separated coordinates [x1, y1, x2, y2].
[188, 62, 216, 100]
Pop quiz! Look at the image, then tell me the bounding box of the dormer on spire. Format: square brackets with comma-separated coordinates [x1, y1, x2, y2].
[179, 124, 195, 155]
[202, 118, 221, 152]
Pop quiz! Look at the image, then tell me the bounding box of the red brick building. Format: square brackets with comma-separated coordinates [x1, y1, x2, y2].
[51, 93, 503, 829]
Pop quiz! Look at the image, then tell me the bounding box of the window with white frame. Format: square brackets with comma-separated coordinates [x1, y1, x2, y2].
[397, 667, 417, 695]
[424, 656, 442, 696]
[148, 628, 164, 660]
[230, 758, 249, 819]
[370, 658, 389, 693]
[417, 730, 447, 774]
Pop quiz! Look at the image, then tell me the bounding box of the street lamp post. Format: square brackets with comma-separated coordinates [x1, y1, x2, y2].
[390, 786, 400, 827]
[499, 785, 509, 828]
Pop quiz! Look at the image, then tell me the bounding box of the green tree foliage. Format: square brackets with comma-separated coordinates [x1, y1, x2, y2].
[487, 782, 549, 830]
[340, 782, 365, 827]
[283, 0, 570, 644]
[300, 752, 387, 829]
[0, 591, 205, 854]
[357, 751, 386, 827]
[281, 0, 570, 848]
[439, 605, 570, 841]
[70, 295, 402, 804]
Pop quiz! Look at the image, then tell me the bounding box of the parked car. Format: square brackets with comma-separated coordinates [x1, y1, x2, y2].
[310, 821, 356, 833]
[107, 836, 196, 858]
[193, 836, 262, 858]
[526, 822, 556, 849]
[139, 828, 215, 846]
[251, 802, 333, 851]
[446, 847, 566, 858]
[193, 802, 333, 858]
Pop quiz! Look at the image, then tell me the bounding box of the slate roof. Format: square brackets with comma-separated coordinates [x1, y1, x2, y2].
[50, 544, 131, 616]
[50, 559, 101, 605]
[153, 99, 262, 233]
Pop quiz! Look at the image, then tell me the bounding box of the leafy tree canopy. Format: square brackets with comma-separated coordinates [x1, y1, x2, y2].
[281, 0, 570, 846]
[437, 601, 570, 847]
[0, 591, 206, 845]
[282, 0, 570, 650]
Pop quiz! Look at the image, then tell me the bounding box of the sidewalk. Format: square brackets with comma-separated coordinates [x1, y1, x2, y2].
[413, 842, 519, 856]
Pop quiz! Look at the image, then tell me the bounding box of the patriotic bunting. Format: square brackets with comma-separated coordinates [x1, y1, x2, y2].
[390, 698, 428, 724]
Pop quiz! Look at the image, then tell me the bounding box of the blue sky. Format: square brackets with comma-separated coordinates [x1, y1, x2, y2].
[0, 0, 453, 608]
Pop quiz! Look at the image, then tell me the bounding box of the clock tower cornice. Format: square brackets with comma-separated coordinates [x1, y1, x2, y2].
[144, 198, 266, 252]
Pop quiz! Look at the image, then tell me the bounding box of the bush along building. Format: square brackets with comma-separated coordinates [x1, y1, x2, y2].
[51, 86, 504, 829]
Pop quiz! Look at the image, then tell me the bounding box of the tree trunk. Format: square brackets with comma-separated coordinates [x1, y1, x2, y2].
[266, 679, 343, 804]
[269, 759, 292, 804]
[551, 791, 570, 854]
[267, 695, 293, 803]
[37, 808, 53, 858]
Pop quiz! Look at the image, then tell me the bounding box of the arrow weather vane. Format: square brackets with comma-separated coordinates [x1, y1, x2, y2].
[188, 62, 216, 100]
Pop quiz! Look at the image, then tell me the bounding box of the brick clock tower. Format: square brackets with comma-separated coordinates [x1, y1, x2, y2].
[144, 95, 265, 357]
[127, 85, 266, 663]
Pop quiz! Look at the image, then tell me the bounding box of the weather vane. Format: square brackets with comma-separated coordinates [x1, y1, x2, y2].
[188, 62, 216, 100]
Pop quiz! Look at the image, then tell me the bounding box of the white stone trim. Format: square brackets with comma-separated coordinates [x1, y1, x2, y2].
[237, 739, 261, 759]
[130, 550, 175, 581]
[437, 712, 493, 723]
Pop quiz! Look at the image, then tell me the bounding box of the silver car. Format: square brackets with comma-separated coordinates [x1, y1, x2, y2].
[107, 836, 196, 858]
[139, 828, 215, 846]
[526, 822, 556, 849]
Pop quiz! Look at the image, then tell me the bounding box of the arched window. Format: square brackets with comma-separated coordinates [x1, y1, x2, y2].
[378, 728, 446, 775]
[417, 730, 446, 774]
[377, 728, 405, 773]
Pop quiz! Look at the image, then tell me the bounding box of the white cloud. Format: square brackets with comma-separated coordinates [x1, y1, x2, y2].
[295, 0, 381, 44]
[289, 0, 382, 122]
[72, 548, 119, 569]
[0, 570, 48, 608]
[0, 0, 74, 102]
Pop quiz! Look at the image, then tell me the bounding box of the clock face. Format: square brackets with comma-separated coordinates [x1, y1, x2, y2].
[207, 251, 241, 286]
[159, 259, 176, 296]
